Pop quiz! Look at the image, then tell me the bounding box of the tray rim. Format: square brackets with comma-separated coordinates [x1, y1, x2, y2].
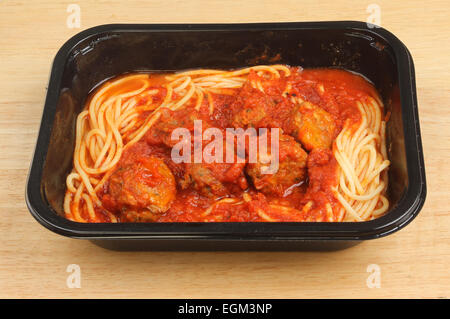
[25, 21, 427, 241]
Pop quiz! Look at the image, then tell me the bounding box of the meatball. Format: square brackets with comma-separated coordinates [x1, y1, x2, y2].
[105, 155, 176, 215]
[145, 107, 199, 147]
[232, 86, 271, 128]
[292, 101, 336, 150]
[231, 83, 294, 131]
[246, 134, 307, 196]
[183, 161, 247, 198]
[181, 137, 247, 197]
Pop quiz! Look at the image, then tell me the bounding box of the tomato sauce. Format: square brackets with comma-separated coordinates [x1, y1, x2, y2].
[96, 67, 379, 222]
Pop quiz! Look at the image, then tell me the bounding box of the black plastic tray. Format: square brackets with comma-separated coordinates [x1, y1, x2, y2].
[26, 22, 426, 250]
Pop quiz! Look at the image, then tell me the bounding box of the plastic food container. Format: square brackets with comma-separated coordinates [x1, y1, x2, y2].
[26, 22, 426, 251]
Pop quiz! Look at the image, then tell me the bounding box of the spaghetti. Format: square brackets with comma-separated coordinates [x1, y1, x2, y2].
[64, 65, 389, 223]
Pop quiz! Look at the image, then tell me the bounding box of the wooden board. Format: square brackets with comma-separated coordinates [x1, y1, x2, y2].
[0, 0, 448, 298]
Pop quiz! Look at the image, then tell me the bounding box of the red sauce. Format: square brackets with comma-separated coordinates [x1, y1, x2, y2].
[95, 67, 380, 222]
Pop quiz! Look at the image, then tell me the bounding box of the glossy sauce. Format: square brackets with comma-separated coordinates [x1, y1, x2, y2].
[94, 67, 380, 222]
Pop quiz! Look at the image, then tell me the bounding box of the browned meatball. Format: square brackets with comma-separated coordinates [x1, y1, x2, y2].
[106, 156, 176, 215]
[246, 134, 307, 196]
[231, 83, 294, 131]
[145, 107, 199, 147]
[183, 161, 247, 198]
[292, 101, 336, 150]
[232, 88, 271, 128]
[177, 134, 248, 198]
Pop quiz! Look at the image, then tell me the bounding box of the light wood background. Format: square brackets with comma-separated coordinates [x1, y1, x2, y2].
[0, 0, 448, 299]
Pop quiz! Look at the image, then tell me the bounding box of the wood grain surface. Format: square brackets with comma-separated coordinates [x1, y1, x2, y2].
[0, 0, 448, 298]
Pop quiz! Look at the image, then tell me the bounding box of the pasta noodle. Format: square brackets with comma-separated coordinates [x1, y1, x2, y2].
[64, 65, 389, 223]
